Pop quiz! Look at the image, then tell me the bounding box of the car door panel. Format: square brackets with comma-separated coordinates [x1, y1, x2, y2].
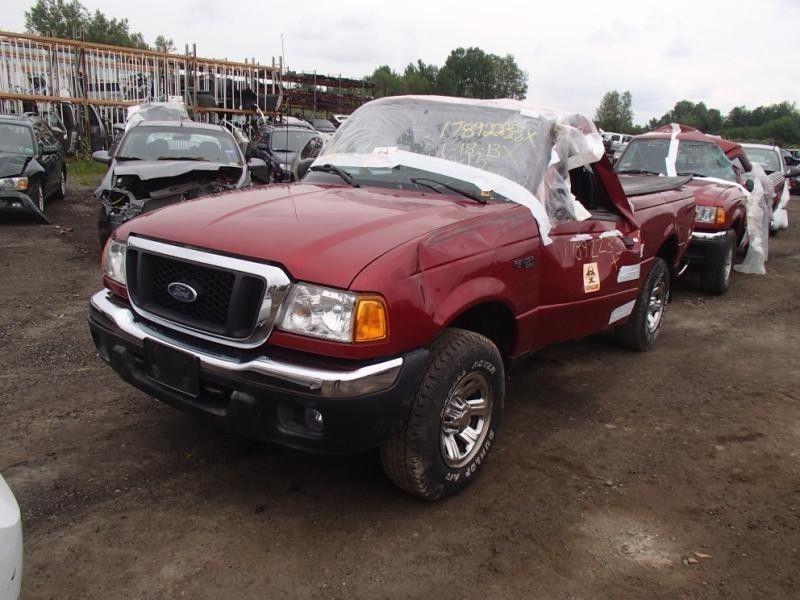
[535, 215, 642, 347]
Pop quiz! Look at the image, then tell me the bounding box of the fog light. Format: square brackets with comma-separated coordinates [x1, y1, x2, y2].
[304, 408, 324, 432]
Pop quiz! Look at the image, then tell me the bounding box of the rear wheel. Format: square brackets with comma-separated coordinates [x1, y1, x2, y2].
[381, 329, 505, 500]
[614, 257, 669, 351]
[700, 231, 735, 295]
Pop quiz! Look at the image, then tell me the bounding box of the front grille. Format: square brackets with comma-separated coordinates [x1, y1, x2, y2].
[127, 248, 267, 339]
[149, 254, 235, 326]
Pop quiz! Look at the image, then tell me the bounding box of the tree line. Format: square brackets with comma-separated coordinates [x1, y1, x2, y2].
[25, 0, 176, 52]
[595, 90, 800, 146]
[368, 48, 528, 100]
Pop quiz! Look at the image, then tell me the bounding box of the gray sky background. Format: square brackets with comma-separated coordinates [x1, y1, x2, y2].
[3, 0, 798, 123]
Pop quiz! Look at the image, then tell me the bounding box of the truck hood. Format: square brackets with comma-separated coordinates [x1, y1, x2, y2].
[687, 178, 743, 207]
[117, 183, 492, 288]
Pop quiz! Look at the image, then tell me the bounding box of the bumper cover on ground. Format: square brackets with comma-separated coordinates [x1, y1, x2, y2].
[88, 290, 428, 453]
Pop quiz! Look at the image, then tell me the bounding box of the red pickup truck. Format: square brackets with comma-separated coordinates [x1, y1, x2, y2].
[89, 96, 694, 499]
[615, 125, 748, 294]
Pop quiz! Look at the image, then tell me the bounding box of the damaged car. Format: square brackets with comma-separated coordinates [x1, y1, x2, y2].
[0, 114, 66, 223]
[93, 120, 265, 246]
[246, 124, 324, 183]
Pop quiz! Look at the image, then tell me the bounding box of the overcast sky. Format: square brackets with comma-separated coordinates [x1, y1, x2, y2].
[4, 0, 798, 123]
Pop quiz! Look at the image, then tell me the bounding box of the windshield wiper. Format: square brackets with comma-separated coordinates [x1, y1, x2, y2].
[114, 155, 140, 161]
[410, 177, 487, 205]
[617, 168, 662, 175]
[309, 164, 360, 187]
[677, 172, 707, 178]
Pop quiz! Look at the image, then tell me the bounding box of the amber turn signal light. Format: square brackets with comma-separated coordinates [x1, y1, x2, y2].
[715, 207, 725, 225]
[354, 296, 388, 342]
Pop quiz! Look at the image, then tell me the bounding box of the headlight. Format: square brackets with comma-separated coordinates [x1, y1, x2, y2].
[0, 176, 28, 191]
[695, 205, 724, 225]
[102, 239, 127, 285]
[279, 283, 388, 343]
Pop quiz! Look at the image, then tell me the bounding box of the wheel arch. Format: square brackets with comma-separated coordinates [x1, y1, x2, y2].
[441, 298, 517, 359]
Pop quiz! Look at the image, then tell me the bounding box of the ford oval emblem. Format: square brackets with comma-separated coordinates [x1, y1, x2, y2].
[167, 282, 198, 303]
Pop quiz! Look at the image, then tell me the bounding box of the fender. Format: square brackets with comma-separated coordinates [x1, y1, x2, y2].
[434, 276, 518, 328]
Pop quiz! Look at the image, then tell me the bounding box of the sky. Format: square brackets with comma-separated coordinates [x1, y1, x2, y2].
[3, 0, 799, 124]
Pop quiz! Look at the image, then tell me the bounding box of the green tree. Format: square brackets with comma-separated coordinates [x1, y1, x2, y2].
[154, 35, 176, 54]
[368, 47, 527, 100]
[24, 0, 85, 38]
[594, 90, 634, 132]
[25, 0, 149, 48]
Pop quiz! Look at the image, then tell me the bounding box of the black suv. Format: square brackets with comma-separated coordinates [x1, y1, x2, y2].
[0, 114, 67, 222]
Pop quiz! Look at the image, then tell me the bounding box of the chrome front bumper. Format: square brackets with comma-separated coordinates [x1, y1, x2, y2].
[690, 230, 728, 240]
[89, 290, 403, 398]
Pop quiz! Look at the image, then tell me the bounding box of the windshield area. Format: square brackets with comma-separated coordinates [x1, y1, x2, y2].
[270, 129, 319, 152]
[116, 126, 241, 163]
[743, 147, 781, 174]
[310, 97, 553, 198]
[0, 123, 35, 155]
[617, 139, 737, 181]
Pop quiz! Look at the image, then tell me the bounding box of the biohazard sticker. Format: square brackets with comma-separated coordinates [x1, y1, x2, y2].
[583, 262, 600, 293]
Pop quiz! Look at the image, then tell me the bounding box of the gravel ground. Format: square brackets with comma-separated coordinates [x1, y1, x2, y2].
[1, 184, 798, 599]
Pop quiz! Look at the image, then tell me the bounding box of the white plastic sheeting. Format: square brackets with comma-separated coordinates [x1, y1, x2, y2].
[125, 101, 189, 131]
[735, 163, 774, 275]
[314, 96, 605, 244]
[772, 178, 791, 231]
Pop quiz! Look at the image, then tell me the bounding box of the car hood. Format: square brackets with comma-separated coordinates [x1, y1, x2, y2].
[0, 153, 30, 178]
[112, 159, 243, 180]
[117, 183, 492, 288]
[687, 178, 744, 206]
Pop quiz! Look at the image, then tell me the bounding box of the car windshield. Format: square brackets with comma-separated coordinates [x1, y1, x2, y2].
[743, 147, 781, 174]
[617, 138, 737, 181]
[270, 129, 318, 152]
[312, 97, 554, 198]
[0, 122, 35, 155]
[116, 126, 241, 163]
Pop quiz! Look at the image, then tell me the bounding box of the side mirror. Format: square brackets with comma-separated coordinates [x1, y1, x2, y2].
[92, 150, 111, 165]
[247, 157, 267, 170]
[744, 179, 755, 193]
[40, 144, 59, 155]
[786, 166, 800, 178]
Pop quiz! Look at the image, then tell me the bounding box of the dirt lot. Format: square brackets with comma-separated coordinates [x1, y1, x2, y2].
[1, 182, 799, 600]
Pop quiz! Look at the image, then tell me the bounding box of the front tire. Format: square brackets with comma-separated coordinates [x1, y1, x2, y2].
[381, 329, 505, 500]
[55, 168, 66, 199]
[614, 257, 670, 351]
[700, 231, 735, 295]
[32, 181, 45, 213]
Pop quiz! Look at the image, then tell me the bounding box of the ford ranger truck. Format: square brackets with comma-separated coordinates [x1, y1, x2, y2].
[615, 125, 747, 295]
[88, 96, 694, 500]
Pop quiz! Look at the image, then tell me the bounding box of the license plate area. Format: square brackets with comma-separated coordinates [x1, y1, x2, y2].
[144, 339, 200, 396]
